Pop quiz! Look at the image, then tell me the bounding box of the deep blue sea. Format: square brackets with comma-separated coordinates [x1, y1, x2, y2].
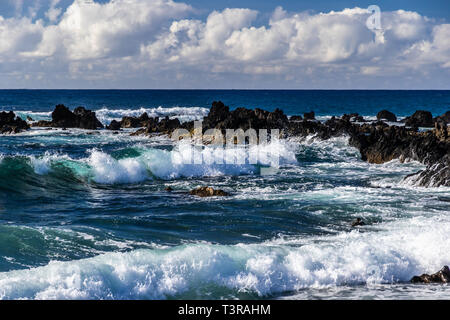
[0, 90, 449, 300]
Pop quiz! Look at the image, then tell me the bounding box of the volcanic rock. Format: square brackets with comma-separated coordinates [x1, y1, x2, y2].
[107, 120, 122, 131]
[376, 110, 397, 122]
[351, 218, 366, 227]
[190, 187, 230, 197]
[303, 111, 315, 121]
[33, 105, 103, 129]
[0, 111, 30, 134]
[411, 266, 450, 284]
[403, 110, 434, 128]
[434, 111, 450, 125]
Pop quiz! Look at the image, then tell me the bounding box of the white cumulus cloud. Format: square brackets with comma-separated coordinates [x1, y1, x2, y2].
[0, 1, 449, 88]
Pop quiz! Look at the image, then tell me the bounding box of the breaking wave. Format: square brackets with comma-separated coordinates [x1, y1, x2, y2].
[1, 213, 449, 299]
[15, 106, 209, 125]
[0, 140, 298, 186]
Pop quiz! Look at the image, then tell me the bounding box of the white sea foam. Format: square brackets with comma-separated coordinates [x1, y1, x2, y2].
[94, 106, 209, 125]
[1, 212, 450, 300]
[29, 152, 73, 175]
[88, 150, 149, 184]
[14, 106, 209, 125]
[23, 139, 298, 184]
[83, 140, 298, 183]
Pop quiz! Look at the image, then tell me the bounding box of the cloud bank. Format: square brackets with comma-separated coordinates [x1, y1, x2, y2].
[0, 0, 449, 88]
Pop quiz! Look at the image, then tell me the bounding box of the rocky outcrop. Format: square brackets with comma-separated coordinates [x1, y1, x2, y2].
[303, 111, 315, 121]
[73, 107, 104, 129]
[118, 113, 152, 128]
[127, 101, 449, 187]
[33, 105, 103, 129]
[434, 111, 450, 126]
[411, 266, 450, 284]
[106, 120, 122, 131]
[190, 187, 230, 197]
[0, 111, 30, 134]
[342, 113, 365, 122]
[200, 101, 289, 133]
[402, 110, 434, 128]
[377, 110, 397, 122]
[130, 116, 181, 136]
[404, 154, 450, 187]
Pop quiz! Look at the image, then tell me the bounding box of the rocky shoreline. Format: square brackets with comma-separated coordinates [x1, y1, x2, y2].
[2, 101, 449, 187]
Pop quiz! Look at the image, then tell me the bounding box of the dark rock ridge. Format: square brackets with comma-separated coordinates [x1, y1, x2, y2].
[106, 112, 182, 134]
[0, 111, 29, 134]
[116, 112, 152, 128]
[435, 111, 450, 124]
[131, 101, 450, 187]
[190, 187, 230, 197]
[33, 105, 103, 130]
[411, 266, 450, 284]
[129, 101, 290, 137]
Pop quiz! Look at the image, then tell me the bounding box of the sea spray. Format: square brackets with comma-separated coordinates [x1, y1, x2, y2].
[1, 213, 450, 300]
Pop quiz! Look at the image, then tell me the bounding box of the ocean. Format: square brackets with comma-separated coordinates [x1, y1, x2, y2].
[0, 90, 449, 300]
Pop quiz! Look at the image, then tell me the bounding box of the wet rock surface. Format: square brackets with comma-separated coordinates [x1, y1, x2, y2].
[128, 101, 449, 187]
[190, 187, 230, 197]
[351, 218, 366, 227]
[411, 266, 450, 284]
[0, 111, 30, 134]
[20, 101, 449, 188]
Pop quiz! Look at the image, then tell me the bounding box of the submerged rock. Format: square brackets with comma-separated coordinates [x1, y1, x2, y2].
[351, 218, 366, 227]
[0, 111, 29, 134]
[190, 187, 230, 197]
[411, 266, 450, 284]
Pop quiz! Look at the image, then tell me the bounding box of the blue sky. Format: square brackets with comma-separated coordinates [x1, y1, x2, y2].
[0, 0, 449, 89]
[3, 1, 449, 21]
[188, 0, 450, 21]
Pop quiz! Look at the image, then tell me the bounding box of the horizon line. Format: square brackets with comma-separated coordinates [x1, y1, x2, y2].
[1, 88, 450, 91]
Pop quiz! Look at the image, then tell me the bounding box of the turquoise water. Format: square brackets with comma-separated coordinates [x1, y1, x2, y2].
[0, 90, 449, 300]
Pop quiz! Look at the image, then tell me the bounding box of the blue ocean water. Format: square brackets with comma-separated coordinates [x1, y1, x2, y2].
[0, 90, 449, 300]
[1, 89, 450, 117]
